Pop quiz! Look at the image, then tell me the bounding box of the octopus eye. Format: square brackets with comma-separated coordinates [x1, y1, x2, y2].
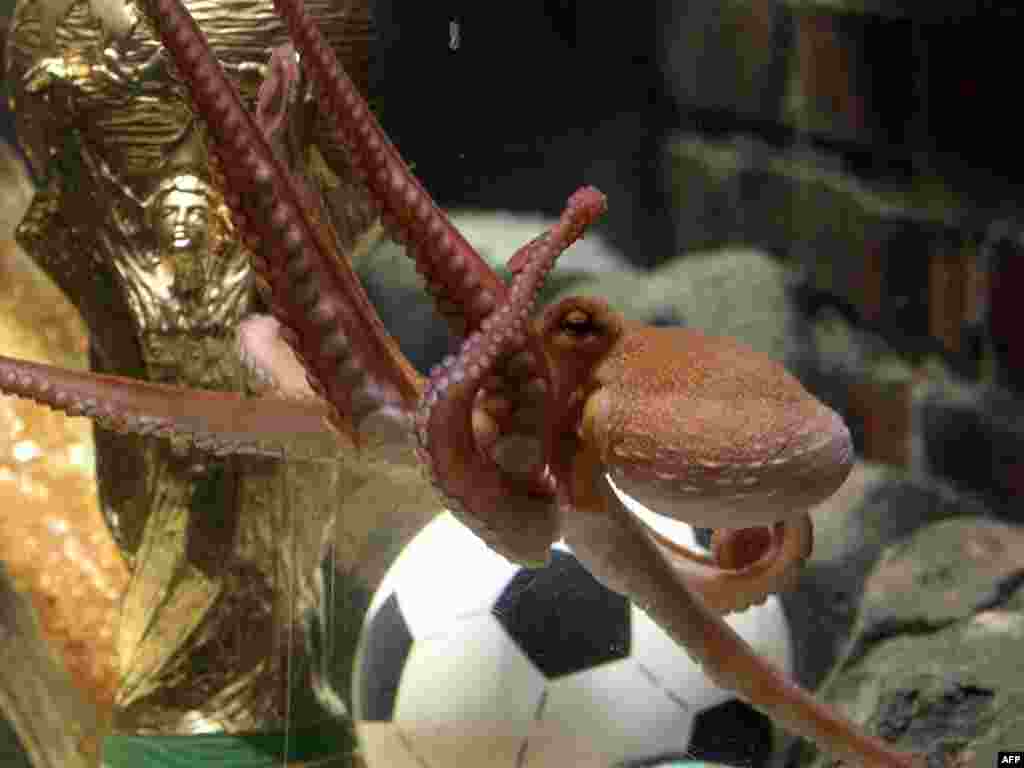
[560, 308, 601, 337]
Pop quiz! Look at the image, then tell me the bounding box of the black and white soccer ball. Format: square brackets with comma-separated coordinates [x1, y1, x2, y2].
[353, 503, 792, 768]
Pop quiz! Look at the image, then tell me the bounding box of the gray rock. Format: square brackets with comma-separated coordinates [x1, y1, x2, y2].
[550, 247, 806, 370]
[919, 384, 1024, 522]
[447, 210, 631, 274]
[355, 211, 628, 373]
[783, 464, 994, 692]
[360, 223, 819, 409]
[794, 517, 1024, 768]
[660, 0, 788, 124]
[780, 0, 983, 19]
[662, 132, 968, 317]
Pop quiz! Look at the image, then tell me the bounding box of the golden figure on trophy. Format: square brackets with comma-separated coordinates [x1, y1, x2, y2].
[2, 0, 399, 764]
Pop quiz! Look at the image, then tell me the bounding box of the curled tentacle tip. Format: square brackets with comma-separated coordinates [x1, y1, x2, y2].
[568, 185, 608, 219]
[711, 525, 775, 571]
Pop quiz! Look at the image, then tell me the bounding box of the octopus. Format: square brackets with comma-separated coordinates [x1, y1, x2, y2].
[0, 0, 925, 765]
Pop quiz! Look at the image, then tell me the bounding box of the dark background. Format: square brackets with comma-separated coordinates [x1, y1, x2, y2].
[367, 0, 680, 264]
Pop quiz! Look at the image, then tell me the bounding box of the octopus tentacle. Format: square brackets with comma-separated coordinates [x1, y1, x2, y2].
[711, 525, 779, 569]
[237, 313, 410, 452]
[147, 0, 422, 430]
[414, 187, 607, 565]
[565, 439, 920, 768]
[0, 353, 335, 458]
[251, 0, 577, 474]
[645, 516, 813, 614]
[255, 43, 300, 142]
[270, 0, 508, 336]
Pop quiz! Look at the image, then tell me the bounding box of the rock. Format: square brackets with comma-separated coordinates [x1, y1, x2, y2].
[362, 230, 828, 418]
[660, 0, 786, 124]
[919, 384, 1024, 522]
[662, 132, 967, 295]
[783, 464, 994, 693]
[804, 307, 916, 466]
[355, 210, 628, 372]
[794, 517, 1024, 767]
[446, 210, 631, 274]
[550, 247, 807, 371]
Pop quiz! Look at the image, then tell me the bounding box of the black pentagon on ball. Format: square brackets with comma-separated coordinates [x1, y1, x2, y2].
[491, 549, 631, 679]
[357, 592, 413, 721]
[688, 699, 774, 767]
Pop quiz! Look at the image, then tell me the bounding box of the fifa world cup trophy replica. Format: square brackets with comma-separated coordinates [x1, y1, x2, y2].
[1, 0, 415, 765]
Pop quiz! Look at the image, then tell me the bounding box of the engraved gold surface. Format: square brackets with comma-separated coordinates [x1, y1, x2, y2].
[3, 0, 380, 761]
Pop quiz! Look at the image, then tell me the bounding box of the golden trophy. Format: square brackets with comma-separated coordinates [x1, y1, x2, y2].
[2, 0, 396, 764]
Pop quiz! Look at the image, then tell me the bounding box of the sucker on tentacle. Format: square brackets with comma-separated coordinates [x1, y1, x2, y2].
[145, 0, 422, 436]
[270, 0, 507, 336]
[648, 515, 813, 614]
[0, 352, 336, 459]
[237, 312, 408, 444]
[413, 187, 608, 566]
[263, 0, 577, 500]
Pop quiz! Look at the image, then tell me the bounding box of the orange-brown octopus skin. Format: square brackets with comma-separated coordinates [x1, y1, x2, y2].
[533, 296, 825, 613]
[646, 515, 814, 615]
[582, 318, 854, 528]
[569, 393, 921, 768]
[414, 188, 609, 567]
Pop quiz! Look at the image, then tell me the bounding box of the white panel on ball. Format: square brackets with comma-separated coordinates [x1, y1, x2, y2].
[396, 614, 545, 723]
[354, 498, 793, 768]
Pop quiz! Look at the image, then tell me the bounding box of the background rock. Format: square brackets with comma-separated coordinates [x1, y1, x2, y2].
[782, 464, 995, 694]
[795, 517, 1024, 768]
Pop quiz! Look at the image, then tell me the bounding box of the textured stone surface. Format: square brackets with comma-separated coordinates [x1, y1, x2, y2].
[664, 134, 967, 288]
[794, 517, 1024, 768]
[363, 215, 810, 380]
[781, 1, 987, 18]
[552, 247, 804, 370]
[920, 385, 1024, 519]
[357, 208, 629, 368]
[783, 464, 994, 692]
[661, 0, 787, 123]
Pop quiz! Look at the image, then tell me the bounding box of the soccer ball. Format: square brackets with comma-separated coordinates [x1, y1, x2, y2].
[353, 502, 792, 768]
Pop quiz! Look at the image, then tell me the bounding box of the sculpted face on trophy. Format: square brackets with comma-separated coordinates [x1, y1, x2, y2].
[6, 0, 374, 375]
[2, 0, 379, 764]
[151, 177, 211, 292]
[114, 169, 250, 346]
